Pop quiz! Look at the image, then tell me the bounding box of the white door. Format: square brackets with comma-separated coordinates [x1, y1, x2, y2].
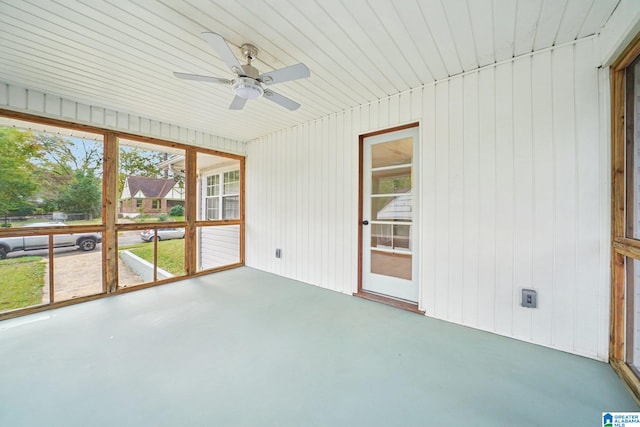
[362, 126, 419, 302]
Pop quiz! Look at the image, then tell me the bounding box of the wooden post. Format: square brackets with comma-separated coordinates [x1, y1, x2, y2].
[103, 132, 119, 293]
[48, 234, 55, 303]
[239, 157, 246, 264]
[185, 150, 197, 275]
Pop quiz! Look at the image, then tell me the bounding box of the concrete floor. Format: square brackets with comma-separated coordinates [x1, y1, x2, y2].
[0, 267, 637, 426]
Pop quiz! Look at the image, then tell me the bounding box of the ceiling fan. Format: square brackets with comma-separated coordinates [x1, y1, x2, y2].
[173, 32, 310, 111]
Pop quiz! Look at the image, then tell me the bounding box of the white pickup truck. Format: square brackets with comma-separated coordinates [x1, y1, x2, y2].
[0, 222, 102, 260]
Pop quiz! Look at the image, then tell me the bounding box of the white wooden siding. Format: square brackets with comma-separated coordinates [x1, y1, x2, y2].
[0, 82, 245, 155]
[198, 225, 240, 271]
[246, 37, 609, 361]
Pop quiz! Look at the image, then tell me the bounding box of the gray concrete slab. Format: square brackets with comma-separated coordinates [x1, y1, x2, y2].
[0, 267, 636, 426]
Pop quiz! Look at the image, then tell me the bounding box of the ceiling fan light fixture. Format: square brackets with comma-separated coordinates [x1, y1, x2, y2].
[232, 77, 263, 99]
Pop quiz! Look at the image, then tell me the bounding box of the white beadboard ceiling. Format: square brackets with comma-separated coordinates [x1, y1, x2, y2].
[0, 0, 620, 142]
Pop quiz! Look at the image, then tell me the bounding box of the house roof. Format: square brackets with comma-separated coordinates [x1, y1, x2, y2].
[0, 0, 628, 142]
[124, 176, 177, 199]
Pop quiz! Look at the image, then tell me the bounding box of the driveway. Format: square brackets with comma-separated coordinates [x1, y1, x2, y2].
[5, 230, 148, 302]
[37, 235, 145, 302]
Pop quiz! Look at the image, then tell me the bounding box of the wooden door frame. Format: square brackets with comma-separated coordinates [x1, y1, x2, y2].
[354, 122, 424, 314]
[610, 31, 640, 404]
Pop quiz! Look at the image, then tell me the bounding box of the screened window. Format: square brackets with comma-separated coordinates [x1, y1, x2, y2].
[204, 170, 240, 220]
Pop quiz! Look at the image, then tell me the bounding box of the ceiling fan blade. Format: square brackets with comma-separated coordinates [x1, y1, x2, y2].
[173, 72, 231, 85]
[259, 63, 310, 85]
[229, 96, 247, 110]
[263, 89, 301, 111]
[201, 32, 243, 75]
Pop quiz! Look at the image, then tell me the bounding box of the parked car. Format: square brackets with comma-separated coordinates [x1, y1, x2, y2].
[140, 228, 185, 242]
[0, 222, 102, 260]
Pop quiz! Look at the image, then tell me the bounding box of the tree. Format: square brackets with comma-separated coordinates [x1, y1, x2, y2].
[0, 128, 39, 219]
[118, 147, 163, 196]
[56, 170, 102, 219]
[32, 134, 103, 209]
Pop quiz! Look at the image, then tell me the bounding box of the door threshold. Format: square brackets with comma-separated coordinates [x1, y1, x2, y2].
[354, 291, 424, 314]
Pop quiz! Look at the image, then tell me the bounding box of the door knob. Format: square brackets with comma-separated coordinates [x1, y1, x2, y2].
[362, 220, 369, 225]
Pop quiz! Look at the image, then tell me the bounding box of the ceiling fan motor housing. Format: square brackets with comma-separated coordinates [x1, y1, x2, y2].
[232, 77, 264, 99]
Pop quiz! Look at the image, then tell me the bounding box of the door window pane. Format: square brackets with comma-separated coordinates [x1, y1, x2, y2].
[371, 196, 412, 221]
[371, 251, 412, 281]
[371, 137, 412, 168]
[371, 224, 411, 252]
[371, 167, 412, 195]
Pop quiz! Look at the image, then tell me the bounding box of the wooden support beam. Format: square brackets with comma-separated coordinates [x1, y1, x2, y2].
[239, 157, 246, 264]
[185, 150, 197, 275]
[103, 133, 119, 293]
[611, 360, 640, 406]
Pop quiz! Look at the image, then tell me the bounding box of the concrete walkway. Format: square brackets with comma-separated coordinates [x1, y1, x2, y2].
[42, 248, 143, 302]
[1, 267, 637, 426]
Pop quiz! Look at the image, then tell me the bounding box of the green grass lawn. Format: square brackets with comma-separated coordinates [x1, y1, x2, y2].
[120, 239, 185, 276]
[2, 218, 103, 227]
[0, 256, 46, 311]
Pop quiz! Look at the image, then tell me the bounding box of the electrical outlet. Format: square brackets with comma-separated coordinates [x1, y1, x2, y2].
[275, 248, 281, 258]
[521, 289, 537, 308]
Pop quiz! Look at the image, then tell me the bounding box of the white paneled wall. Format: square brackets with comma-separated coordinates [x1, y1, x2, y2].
[246, 37, 610, 361]
[0, 82, 245, 155]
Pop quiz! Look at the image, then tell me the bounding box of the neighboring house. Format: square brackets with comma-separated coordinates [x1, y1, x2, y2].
[159, 154, 241, 270]
[120, 176, 185, 217]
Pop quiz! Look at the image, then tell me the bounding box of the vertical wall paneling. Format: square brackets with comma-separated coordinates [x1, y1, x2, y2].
[399, 92, 411, 124]
[327, 113, 343, 291]
[61, 99, 75, 119]
[551, 45, 578, 352]
[411, 87, 423, 121]
[335, 112, 345, 293]
[531, 50, 555, 347]
[370, 101, 379, 131]
[477, 66, 497, 332]
[347, 107, 358, 293]
[389, 93, 400, 125]
[320, 117, 330, 289]
[494, 62, 515, 336]
[245, 38, 609, 360]
[434, 82, 450, 319]
[91, 107, 104, 125]
[447, 77, 464, 324]
[8, 85, 26, 109]
[598, 67, 612, 360]
[512, 56, 535, 341]
[27, 90, 45, 113]
[359, 103, 370, 134]
[77, 104, 91, 123]
[379, 96, 390, 129]
[573, 39, 601, 357]
[105, 109, 117, 128]
[302, 123, 317, 283]
[311, 120, 321, 286]
[422, 84, 437, 312]
[0, 84, 8, 105]
[45, 95, 61, 116]
[462, 72, 480, 326]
